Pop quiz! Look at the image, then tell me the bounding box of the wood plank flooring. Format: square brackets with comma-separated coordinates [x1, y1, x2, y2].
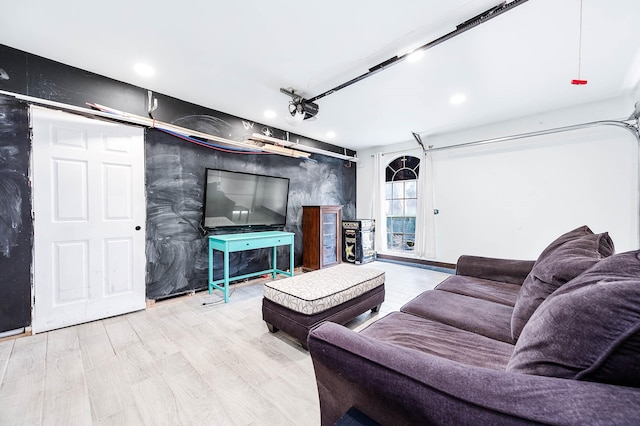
[0, 261, 450, 426]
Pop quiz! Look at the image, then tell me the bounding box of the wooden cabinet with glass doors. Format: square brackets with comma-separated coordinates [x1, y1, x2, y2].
[302, 205, 342, 271]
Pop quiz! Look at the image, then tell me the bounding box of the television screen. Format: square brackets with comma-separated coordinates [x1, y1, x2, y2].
[202, 169, 290, 230]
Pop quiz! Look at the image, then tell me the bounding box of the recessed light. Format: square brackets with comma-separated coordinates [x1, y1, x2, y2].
[406, 49, 424, 63]
[264, 110, 276, 119]
[133, 63, 155, 77]
[449, 93, 466, 105]
[326, 131, 336, 139]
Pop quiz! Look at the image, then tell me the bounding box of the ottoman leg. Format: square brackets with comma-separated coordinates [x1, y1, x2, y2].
[371, 304, 382, 313]
[266, 322, 279, 333]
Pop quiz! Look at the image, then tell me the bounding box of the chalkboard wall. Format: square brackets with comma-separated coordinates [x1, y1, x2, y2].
[0, 97, 31, 332]
[0, 44, 356, 320]
[145, 129, 355, 299]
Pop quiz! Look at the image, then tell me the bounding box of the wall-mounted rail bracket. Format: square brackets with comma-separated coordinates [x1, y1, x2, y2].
[147, 90, 158, 119]
[412, 132, 427, 153]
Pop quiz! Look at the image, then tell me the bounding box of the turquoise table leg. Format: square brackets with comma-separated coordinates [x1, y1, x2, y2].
[208, 244, 213, 294]
[272, 245, 277, 279]
[223, 249, 230, 303]
[289, 241, 294, 276]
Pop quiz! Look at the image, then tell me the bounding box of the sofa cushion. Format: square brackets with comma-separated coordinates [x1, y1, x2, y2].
[536, 225, 594, 259]
[359, 312, 513, 370]
[507, 250, 640, 387]
[436, 275, 521, 307]
[401, 290, 514, 343]
[510, 227, 614, 340]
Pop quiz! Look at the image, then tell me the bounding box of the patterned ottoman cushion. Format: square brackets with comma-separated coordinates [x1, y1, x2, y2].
[263, 264, 385, 315]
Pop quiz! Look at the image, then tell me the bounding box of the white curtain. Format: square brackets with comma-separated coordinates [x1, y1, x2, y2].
[371, 153, 387, 253]
[414, 152, 436, 258]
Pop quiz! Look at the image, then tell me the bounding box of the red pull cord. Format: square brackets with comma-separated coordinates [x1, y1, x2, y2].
[571, 0, 587, 85]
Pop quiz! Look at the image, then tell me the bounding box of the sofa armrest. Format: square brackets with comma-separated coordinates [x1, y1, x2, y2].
[308, 322, 640, 426]
[455, 255, 535, 285]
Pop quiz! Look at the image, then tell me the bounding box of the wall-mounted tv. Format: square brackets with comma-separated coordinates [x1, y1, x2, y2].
[202, 168, 290, 230]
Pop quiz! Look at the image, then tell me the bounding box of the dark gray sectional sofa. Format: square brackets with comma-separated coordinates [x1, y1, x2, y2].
[308, 226, 640, 425]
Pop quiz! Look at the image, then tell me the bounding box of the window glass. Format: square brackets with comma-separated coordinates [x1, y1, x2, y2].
[390, 217, 404, 233]
[405, 181, 417, 198]
[392, 200, 403, 216]
[405, 217, 416, 234]
[392, 181, 405, 199]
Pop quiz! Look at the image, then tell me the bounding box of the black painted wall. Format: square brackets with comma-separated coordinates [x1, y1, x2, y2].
[0, 44, 356, 319]
[0, 97, 31, 332]
[146, 129, 355, 299]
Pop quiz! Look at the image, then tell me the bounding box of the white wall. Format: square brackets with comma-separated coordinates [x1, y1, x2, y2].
[357, 98, 640, 263]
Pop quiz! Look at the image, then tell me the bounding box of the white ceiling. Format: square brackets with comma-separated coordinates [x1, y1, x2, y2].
[2, 0, 640, 151]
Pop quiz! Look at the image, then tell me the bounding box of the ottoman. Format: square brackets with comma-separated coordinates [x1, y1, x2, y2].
[262, 264, 385, 349]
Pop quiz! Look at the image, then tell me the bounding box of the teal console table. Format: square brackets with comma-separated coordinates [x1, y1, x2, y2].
[208, 231, 295, 303]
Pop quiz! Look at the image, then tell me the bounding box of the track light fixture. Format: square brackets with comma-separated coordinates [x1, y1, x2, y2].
[281, 88, 319, 121]
[288, 101, 305, 122]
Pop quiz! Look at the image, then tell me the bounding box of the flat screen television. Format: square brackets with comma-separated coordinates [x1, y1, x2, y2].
[202, 168, 290, 230]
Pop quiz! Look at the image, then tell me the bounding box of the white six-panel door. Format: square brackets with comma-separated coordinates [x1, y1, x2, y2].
[31, 106, 146, 333]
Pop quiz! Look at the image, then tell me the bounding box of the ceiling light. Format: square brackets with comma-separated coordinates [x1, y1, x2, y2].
[449, 94, 466, 105]
[406, 49, 424, 63]
[326, 131, 336, 139]
[133, 63, 155, 77]
[264, 109, 276, 119]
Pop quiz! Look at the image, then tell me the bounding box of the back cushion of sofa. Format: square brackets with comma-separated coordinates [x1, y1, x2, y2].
[510, 226, 614, 340]
[536, 225, 594, 259]
[507, 250, 640, 388]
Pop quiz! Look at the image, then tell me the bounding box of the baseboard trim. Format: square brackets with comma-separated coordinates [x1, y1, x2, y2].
[0, 327, 30, 342]
[376, 254, 455, 273]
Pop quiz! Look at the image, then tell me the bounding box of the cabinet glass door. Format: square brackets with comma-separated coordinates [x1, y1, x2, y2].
[322, 213, 337, 265]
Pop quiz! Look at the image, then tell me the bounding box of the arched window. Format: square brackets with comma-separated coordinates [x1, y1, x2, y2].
[385, 156, 420, 252]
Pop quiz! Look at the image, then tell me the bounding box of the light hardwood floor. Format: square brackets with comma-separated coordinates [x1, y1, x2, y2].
[0, 261, 450, 426]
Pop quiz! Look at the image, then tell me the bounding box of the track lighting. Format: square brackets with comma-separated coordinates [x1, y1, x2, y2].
[288, 101, 306, 122]
[281, 88, 319, 121]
